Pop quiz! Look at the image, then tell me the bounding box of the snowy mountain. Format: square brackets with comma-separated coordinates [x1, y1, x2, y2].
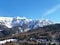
[0, 16, 55, 37]
[0, 17, 54, 30]
[0, 17, 53, 32]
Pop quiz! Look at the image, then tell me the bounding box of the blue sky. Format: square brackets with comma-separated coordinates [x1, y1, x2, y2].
[0, 0, 60, 22]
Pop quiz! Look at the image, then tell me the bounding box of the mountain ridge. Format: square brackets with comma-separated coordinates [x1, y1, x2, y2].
[0, 16, 54, 29]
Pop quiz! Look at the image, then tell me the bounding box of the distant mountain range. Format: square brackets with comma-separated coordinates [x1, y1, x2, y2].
[0, 16, 57, 37]
[0, 16, 53, 29]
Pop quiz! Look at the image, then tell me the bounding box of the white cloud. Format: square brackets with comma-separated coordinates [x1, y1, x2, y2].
[43, 4, 60, 17]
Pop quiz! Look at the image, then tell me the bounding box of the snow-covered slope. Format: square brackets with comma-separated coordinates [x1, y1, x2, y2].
[0, 16, 53, 30]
